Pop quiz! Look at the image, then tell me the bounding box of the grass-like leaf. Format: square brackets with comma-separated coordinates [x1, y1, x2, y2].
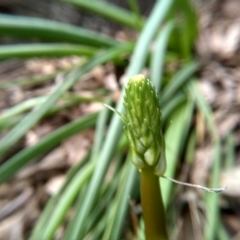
[150, 21, 174, 91]
[102, 159, 137, 240]
[189, 81, 219, 141]
[0, 97, 46, 125]
[0, 66, 74, 89]
[161, 99, 194, 206]
[161, 61, 199, 105]
[204, 142, 222, 240]
[0, 44, 97, 60]
[61, 0, 145, 30]
[167, 0, 198, 60]
[0, 14, 118, 47]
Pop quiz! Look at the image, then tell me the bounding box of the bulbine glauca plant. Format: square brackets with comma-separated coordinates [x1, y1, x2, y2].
[106, 74, 226, 240]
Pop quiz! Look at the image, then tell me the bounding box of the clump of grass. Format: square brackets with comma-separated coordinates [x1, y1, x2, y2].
[0, 0, 227, 239]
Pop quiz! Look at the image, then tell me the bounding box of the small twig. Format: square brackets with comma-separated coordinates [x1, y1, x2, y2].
[162, 176, 227, 193]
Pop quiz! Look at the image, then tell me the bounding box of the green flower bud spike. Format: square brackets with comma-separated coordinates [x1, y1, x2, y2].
[105, 74, 227, 240]
[123, 74, 166, 176]
[123, 74, 168, 240]
[105, 74, 169, 240]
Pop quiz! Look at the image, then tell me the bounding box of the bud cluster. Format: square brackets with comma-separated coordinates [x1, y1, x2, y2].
[123, 74, 166, 176]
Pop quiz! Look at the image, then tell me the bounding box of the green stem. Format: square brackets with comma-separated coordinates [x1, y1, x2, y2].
[140, 167, 169, 240]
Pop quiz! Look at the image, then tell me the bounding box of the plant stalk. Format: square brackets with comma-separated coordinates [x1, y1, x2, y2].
[140, 167, 169, 240]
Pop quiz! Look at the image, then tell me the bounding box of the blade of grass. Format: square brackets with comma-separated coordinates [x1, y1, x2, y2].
[62, 184, 88, 240]
[0, 112, 98, 184]
[225, 133, 235, 168]
[102, 159, 137, 240]
[161, 99, 194, 206]
[86, 215, 108, 240]
[162, 93, 186, 124]
[46, 96, 103, 116]
[84, 168, 121, 235]
[61, 0, 144, 30]
[89, 98, 111, 161]
[0, 43, 133, 158]
[161, 61, 199, 105]
[0, 96, 47, 124]
[66, 0, 174, 238]
[83, 158, 123, 237]
[0, 14, 118, 47]
[0, 44, 97, 60]
[137, 219, 145, 240]
[0, 116, 21, 132]
[0, 94, 102, 127]
[109, 165, 137, 240]
[150, 21, 174, 91]
[217, 219, 230, 240]
[0, 95, 101, 132]
[29, 194, 60, 240]
[167, 0, 198, 60]
[204, 142, 222, 240]
[185, 129, 196, 164]
[63, 157, 122, 240]
[189, 81, 219, 141]
[127, 0, 142, 30]
[0, 60, 84, 90]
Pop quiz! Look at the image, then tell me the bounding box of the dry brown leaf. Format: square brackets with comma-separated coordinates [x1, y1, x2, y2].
[16, 148, 67, 179]
[199, 80, 217, 105]
[63, 130, 94, 166]
[217, 113, 239, 138]
[25, 57, 82, 75]
[191, 146, 213, 186]
[222, 0, 240, 19]
[73, 66, 106, 91]
[172, 191, 204, 240]
[104, 73, 118, 91]
[0, 213, 24, 240]
[220, 167, 240, 197]
[223, 214, 240, 235]
[80, 102, 104, 114]
[45, 175, 65, 196]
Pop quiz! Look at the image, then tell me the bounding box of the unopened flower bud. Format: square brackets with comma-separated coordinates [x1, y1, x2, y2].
[123, 74, 166, 176]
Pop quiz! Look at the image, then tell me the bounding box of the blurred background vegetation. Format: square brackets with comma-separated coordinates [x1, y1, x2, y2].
[0, 0, 239, 239]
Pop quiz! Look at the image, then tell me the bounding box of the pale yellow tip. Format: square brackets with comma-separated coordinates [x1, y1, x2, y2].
[130, 74, 146, 83]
